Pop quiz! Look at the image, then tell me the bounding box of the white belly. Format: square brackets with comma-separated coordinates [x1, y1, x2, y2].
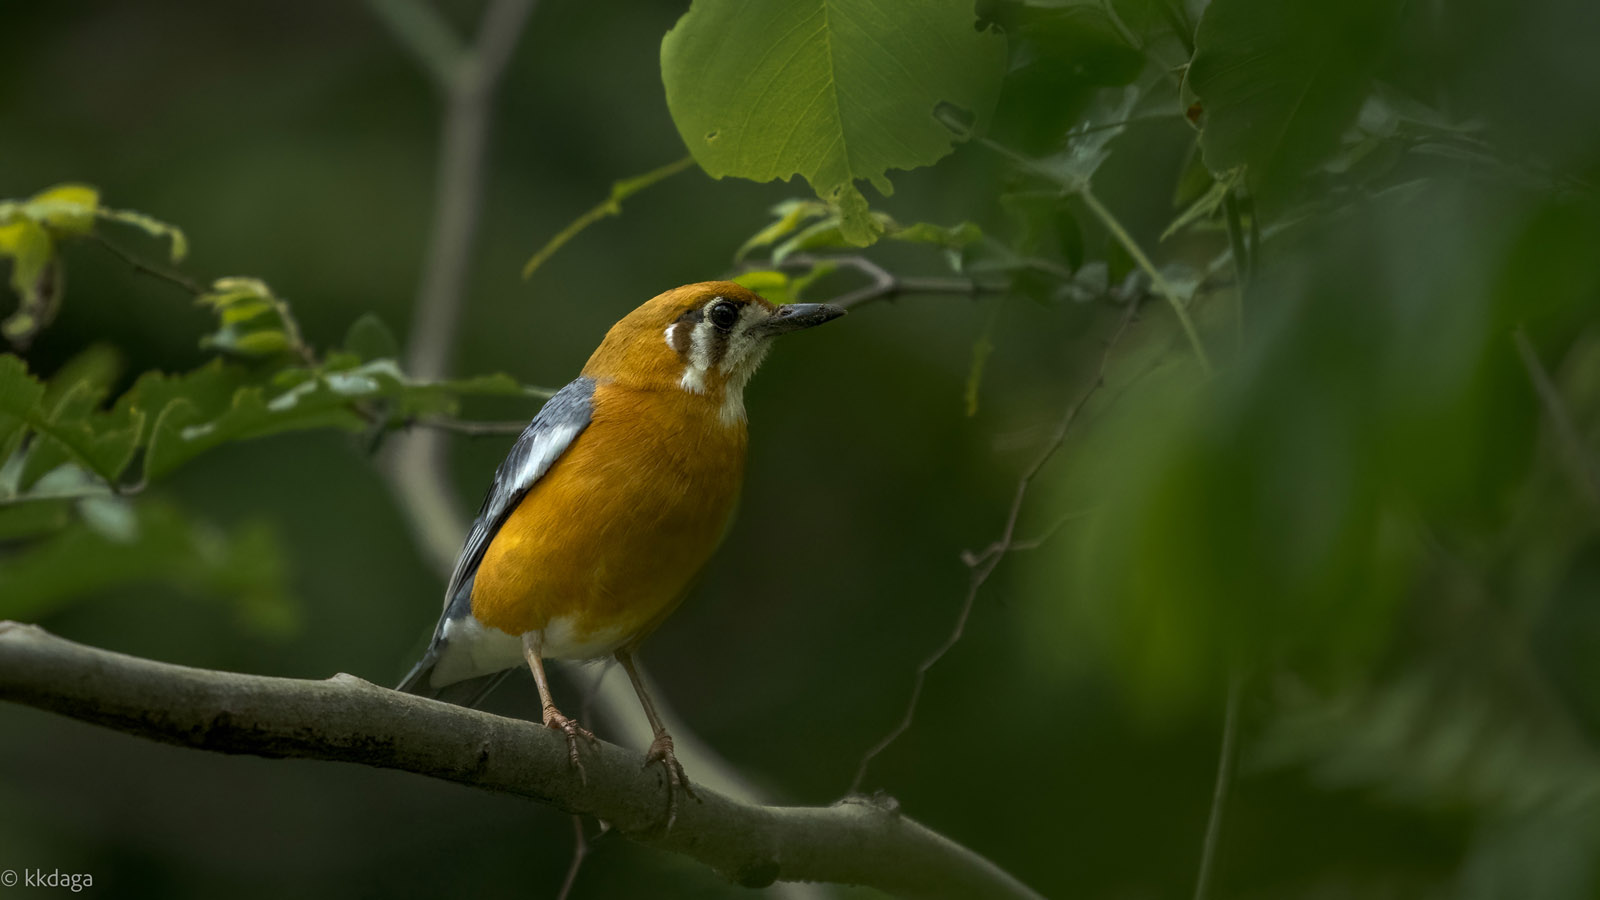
[429, 614, 634, 687]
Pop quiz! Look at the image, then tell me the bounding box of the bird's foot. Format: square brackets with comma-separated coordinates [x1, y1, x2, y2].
[643, 732, 698, 830]
[543, 709, 599, 784]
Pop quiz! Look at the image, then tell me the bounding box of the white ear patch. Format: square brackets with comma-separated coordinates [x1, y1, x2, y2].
[664, 323, 679, 349]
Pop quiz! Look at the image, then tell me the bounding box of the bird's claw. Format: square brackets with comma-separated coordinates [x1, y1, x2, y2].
[643, 733, 697, 830]
[544, 710, 598, 785]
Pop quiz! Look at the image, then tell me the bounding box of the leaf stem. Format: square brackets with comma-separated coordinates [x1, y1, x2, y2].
[1193, 671, 1243, 900]
[1079, 185, 1213, 374]
[521, 155, 697, 279]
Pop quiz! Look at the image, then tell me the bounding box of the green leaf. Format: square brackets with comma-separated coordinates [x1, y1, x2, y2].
[963, 330, 994, 417]
[736, 200, 830, 261]
[0, 218, 59, 349]
[1161, 169, 1242, 240]
[771, 209, 894, 263]
[661, 0, 1006, 245]
[731, 261, 837, 305]
[1188, 0, 1404, 212]
[891, 220, 983, 249]
[1032, 86, 1142, 191]
[0, 354, 141, 486]
[342, 313, 401, 363]
[140, 360, 545, 481]
[24, 184, 100, 236]
[96, 206, 188, 262]
[196, 277, 299, 359]
[144, 385, 364, 483]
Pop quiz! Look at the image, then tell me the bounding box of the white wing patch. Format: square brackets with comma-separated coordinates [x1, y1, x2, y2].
[506, 423, 579, 510]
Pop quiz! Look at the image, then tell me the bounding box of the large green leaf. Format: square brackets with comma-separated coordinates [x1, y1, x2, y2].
[661, 0, 1006, 245]
[141, 360, 543, 481]
[0, 354, 143, 486]
[1188, 0, 1404, 212]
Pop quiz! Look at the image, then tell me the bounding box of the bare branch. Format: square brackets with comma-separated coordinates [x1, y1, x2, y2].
[382, 0, 537, 575]
[0, 622, 1043, 900]
[555, 815, 590, 900]
[364, 0, 464, 89]
[90, 234, 204, 296]
[851, 299, 1142, 793]
[407, 417, 531, 437]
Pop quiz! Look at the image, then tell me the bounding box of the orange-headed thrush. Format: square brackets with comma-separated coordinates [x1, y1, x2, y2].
[399, 281, 844, 821]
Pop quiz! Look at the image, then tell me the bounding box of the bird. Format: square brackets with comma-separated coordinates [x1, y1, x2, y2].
[398, 281, 844, 824]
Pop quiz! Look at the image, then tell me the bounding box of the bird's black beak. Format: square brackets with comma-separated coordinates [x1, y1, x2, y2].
[757, 303, 847, 336]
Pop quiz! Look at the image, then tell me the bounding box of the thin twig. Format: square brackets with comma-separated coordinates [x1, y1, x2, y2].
[383, 0, 538, 576]
[850, 299, 1142, 793]
[557, 663, 613, 900]
[90, 234, 204, 296]
[408, 417, 530, 437]
[555, 815, 590, 900]
[523, 155, 697, 280]
[365, 0, 464, 89]
[1079, 185, 1213, 375]
[1193, 671, 1243, 900]
[0, 481, 145, 507]
[1514, 327, 1600, 509]
[767, 255, 1009, 310]
[972, 134, 1213, 373]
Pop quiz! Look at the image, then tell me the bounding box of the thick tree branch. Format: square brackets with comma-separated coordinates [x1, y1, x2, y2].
[0, 622, 1042, 900]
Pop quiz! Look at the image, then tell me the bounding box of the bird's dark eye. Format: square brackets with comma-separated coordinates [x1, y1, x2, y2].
[708, 300, 739, 331]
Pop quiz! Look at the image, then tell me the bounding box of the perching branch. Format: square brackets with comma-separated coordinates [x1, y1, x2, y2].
[0, 621, 1043, 900]
[851, 297, 1143, 792]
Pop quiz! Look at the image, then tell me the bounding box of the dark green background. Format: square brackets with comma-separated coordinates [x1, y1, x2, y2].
[5, 0, 1600, 898]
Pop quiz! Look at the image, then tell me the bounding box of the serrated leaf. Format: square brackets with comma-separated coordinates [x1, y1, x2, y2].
[145, 385, 365, 482]
[0, 353, 140, 485]
[140, 360, 546, 481]
[1189, 0, 1405, 212]
[662, 0, 1006, 245]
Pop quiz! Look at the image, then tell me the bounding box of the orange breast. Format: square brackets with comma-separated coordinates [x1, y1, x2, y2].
[468, 382, 748, 649]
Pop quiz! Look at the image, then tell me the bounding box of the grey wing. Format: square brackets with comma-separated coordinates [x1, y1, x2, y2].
[440, 375, 597, 617]
[397, 375, 596, 697]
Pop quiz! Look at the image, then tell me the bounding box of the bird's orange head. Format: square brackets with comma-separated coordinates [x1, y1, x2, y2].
[581, 281, 844, 422]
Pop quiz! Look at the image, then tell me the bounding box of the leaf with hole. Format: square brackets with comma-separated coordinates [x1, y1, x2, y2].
[662, 0, 1006, 245]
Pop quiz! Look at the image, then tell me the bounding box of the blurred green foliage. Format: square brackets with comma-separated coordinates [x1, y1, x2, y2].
[3, 0, 1600, 897]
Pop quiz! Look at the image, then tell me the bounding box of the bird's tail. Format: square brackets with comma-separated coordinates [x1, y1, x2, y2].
[396, 651, 515, 709]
